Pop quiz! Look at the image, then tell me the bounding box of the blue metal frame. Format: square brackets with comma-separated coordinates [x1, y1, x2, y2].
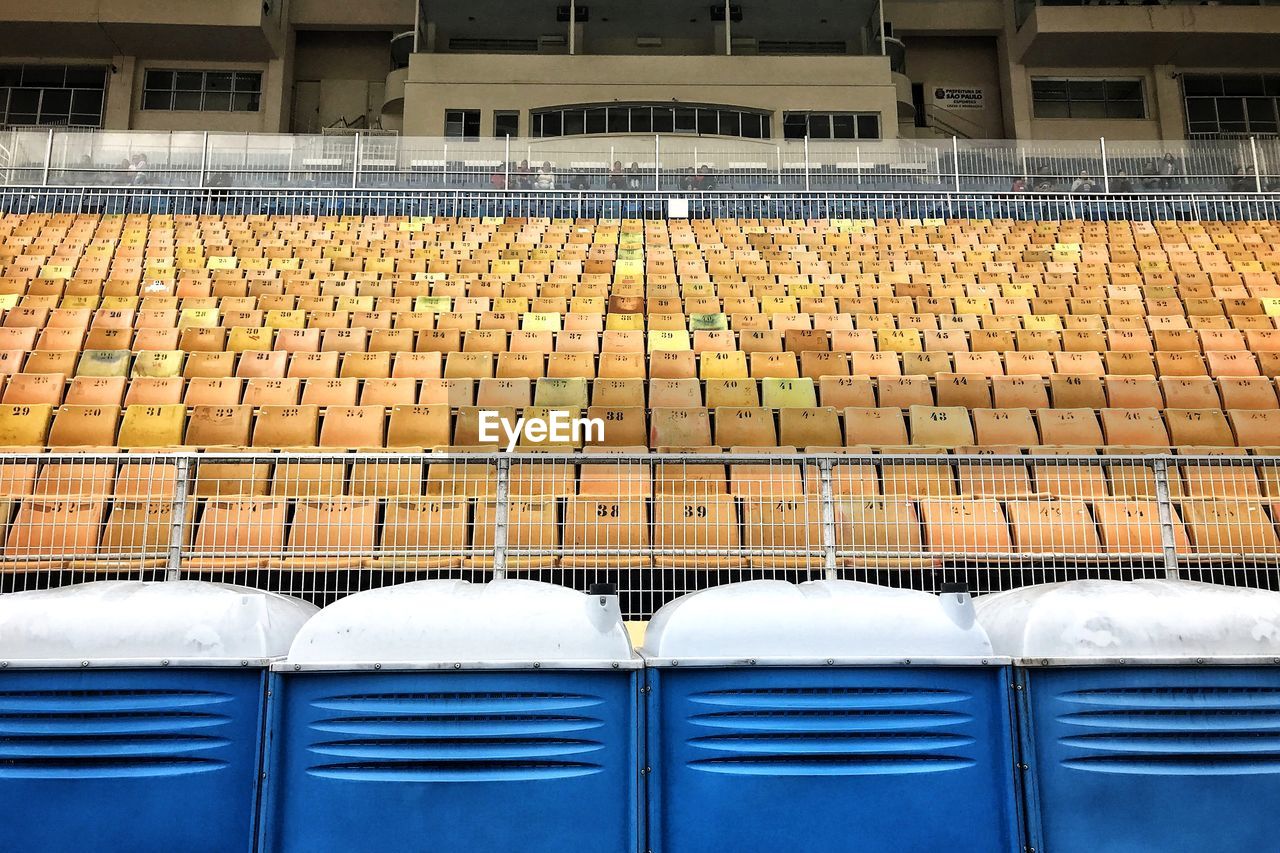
[1017, 665, 1280, 853]
[262, 668, 643, 853]
[0, 667, 269, 853]
[645, 664, 1022, 853]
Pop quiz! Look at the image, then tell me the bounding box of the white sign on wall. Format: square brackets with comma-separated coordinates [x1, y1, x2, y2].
[933, 87, 985, 110]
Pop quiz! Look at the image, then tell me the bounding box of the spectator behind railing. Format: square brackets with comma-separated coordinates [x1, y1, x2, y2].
[1157, 152, 1179, 190]
[1070, 171, 1096, 193]
[1010, 177, 1028, 192]
[1229, 166, 1256, 193]
[695, 165, 718, 191]
[1111, 169, 1133, 193]
[568, 171, 591, 190]
[513, 159, 532, 190]
[626, 161, 642, 189]
[128, 153, 149, 185]
[607, 160, 626, 190]
[534, 160, 556, 190]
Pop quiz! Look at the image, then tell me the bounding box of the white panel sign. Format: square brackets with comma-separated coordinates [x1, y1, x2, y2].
[668, 198, 690, 218]
[933, 87, 984, 110]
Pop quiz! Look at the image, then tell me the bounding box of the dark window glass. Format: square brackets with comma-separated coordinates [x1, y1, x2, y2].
[742, 113, 762, 139]
[783, 113, 807, 139]
[1183, 75, 1222, 97]
[807, 114, 831, 139]
[144, 70, 174, 90]
[1, 65, 107, 126]
[856, 114, 879, 139]
[141, 69, 260, 112]
[652, 108, 674, 133]
[541, 111, 562, 137]
[65, 66, 105, 88]
[1223, 75, 1265, 96]
[674, 107, 696, 133]
[586, 107, 607, 134]
[142, 90, 172, 111]
[494, 111, 519, 137]
[1217, 98, 1246, 123]
[175, 72, 204, 91]
[607, 107, 628, 133]
[630, 107, 651, 133]
[39, 89, 72, 118]
[445, 109, 481, 137]
[718, 111, 740, 137]
[9, 89, 39, 114]
[204, 92, 232, 112]
[1185, 99, 1217, 123]
[563, 109, 585, 135]
[205, 73, 233, 92]
[1067, 80, 1106, 102]
[22, 66, 64, 87]
[832, 114, 856, 139]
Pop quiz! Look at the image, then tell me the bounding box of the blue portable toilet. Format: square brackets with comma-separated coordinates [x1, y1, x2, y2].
[0, 580, 316, 853]
[264, 579, 641, 853]
[642, 579, 1021, 853]
[976, 579, 1280, 853]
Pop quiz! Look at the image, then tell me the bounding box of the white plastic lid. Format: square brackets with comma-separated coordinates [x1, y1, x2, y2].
[641, 580, 994, 664]
[283, 579, 635, 669]
[0, 581, 317, 666]
[975, 579, 1280, 661]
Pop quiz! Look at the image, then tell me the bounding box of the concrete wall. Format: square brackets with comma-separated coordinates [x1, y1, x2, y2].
[291, 30, 393, 132]
[402, 53, 900, 138]
[903, 36, 1005, 139]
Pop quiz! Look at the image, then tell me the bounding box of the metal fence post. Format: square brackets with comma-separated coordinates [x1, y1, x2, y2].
[1152, 457, 1180, 580]
[41, 129, 54, 187]
[198, 131, 209, 189]
[504, 134, 511, 188]
[1100, 137, 1109, 193]
[804, 134, 811, 192]
[351, 132, 361, 189]
[818, 456, 838, 581]
[492, 455, 511, 580]
[1251, 135, 1263, 193]
[952, 136, 961, 192]
[166, 455, 192, 580]
[653, 134, 661, 191]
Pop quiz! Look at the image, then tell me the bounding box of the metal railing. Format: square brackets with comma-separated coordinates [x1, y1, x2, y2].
[4, 185, 1280, 222]
[2, 451, 1278, 617]
[6, 129, 1280, 194]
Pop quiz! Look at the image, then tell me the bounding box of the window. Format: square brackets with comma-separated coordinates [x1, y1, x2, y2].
[1183, 73, 1280, 136]
[494, 111, 519, 137]
[142, 69, 261, 112]
[530, 102, 772, 139]
[782, 111, 880, 140]
[1031, 77, 1145, 119]
[445, 109, 480, 138]
[0, 64, 106, 128]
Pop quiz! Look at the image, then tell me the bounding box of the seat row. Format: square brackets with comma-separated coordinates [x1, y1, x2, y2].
[12, 347, 1280, 385]
[4, 494, 1278, 573]
[3, 400, 1279, 453]
[12, 373, 1280, 413]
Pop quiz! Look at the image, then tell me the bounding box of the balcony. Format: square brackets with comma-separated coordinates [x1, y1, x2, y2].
[0, 0, 286, 60]
[1013, 0, 1280, 66]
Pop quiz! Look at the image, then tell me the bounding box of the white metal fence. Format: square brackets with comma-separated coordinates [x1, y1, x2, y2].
[1, 451, 1277, 616]
[3, 129, 1279, 193]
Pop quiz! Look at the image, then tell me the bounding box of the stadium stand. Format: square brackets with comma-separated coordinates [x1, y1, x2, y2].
[0, 211, 1277, 614]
